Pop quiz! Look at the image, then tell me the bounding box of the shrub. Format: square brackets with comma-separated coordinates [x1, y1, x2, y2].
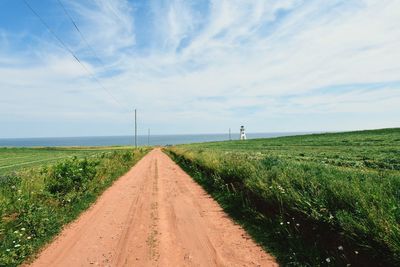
[45, 157, 99, 200]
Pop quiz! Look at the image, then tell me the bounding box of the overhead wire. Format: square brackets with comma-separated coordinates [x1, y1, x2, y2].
[23, 0, 129, 111]
[56, 0, 105, 68]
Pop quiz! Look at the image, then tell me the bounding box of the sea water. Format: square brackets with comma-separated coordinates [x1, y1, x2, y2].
[0, 132, 308, 147]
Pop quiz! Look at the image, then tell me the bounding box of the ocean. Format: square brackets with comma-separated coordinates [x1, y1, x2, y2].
[0, 132, 307, 147]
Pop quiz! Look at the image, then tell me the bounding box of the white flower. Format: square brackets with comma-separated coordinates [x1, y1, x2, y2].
[326, 257, 331, 263]
[277, 185, 285, 193]
[14, 244, 21, 248]
[338, 246, 344, 251]
[296, 223, 300, 227]
[27, 236, 32, 240]
[6, 249, 10, 252]
[21, 228, 26, 231]
[287, 221, 290, 224]
[354, 251, 359, 255]
[13, 230, 19, 234]
[280, 222, 284, 225]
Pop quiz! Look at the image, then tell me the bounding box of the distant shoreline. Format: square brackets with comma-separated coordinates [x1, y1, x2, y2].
[0, 132, 311, 147]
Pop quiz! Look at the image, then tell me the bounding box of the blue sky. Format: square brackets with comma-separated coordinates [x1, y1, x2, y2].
[0, 0, 399, 138]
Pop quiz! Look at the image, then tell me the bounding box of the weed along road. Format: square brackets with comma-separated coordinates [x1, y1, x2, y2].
[29, 148, 277, 267]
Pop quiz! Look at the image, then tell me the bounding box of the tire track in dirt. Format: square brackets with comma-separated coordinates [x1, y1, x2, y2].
[147, 158, 160, 263]
[28, 149, 277, 267]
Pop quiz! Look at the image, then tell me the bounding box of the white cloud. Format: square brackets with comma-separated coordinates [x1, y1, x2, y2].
[67, 0, 135, 57]
[0, 0, 399, 137]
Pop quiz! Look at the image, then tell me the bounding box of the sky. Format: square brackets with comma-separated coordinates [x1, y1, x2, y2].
[0, 0, 399, 138]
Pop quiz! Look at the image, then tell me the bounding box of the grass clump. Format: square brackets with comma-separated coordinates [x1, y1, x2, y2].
[0, 148, 149, 266]
[45, 157, 99, 202]
[165, 128, 400, 266]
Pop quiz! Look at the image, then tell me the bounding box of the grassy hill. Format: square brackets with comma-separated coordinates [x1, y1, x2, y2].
[183, 128, 400, 171]
[166, 128, 400, 266]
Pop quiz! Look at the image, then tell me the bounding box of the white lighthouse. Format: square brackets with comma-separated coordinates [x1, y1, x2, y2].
[240, 126, 247, 140]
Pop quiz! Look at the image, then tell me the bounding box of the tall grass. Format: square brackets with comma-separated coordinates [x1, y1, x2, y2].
[0, 148, 149, 266]
[166, 141, 400, 266]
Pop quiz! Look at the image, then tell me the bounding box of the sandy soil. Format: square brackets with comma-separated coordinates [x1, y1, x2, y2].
[29, 149, 277, 267]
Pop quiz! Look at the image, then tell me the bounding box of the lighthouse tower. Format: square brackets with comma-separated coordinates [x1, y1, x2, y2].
[240, 126, 247, 140]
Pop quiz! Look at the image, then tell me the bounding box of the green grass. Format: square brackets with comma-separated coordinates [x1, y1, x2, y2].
[0, 147, 133, 175]
[165, 128, 400, 266]
[0, 147, 150, 266]
[183, 128, 400, 171]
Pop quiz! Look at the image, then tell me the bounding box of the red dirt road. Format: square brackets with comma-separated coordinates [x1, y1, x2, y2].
[29, 149, 277, 267]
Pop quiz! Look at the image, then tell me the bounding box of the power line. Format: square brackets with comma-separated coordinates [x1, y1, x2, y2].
[23, 0, 128, 110]
[56, 0, 105, 68]
[104, 1, 126, 25]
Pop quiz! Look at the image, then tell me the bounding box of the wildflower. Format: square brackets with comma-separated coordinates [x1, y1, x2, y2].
[329, 214, 334, 220]
[287, 221, 290, 225]
[19, 233, 23, 237]
[27, 236, 32, 240]
[296, 223, 300, 227]
[13, 230, 19, 234]
[277, 185, 285, 193]
[280, 222, 284, 225]
[14, 244, 21, 248]
[21, 228, 26, 231]
[6, 249, 10, 252]
[338, 246, 344, 251]
[326, 257, 331, 263]
[354, 251, 359, 255]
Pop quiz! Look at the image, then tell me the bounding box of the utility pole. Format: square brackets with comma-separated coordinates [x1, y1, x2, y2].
[134, 109, 137, 148]
[229, 128, 231, 141]
[148, 128, 150, 146]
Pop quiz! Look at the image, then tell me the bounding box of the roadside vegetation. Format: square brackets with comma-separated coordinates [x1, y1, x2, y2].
[0, 148, 149, 266]
[165, 128, 400, 266]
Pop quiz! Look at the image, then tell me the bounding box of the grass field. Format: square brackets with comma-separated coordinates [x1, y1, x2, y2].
[0, 147, 149, 266]
[0, 147, 132, 175]
[182, 128, 400, 171]
[166, 128, 400, 266]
